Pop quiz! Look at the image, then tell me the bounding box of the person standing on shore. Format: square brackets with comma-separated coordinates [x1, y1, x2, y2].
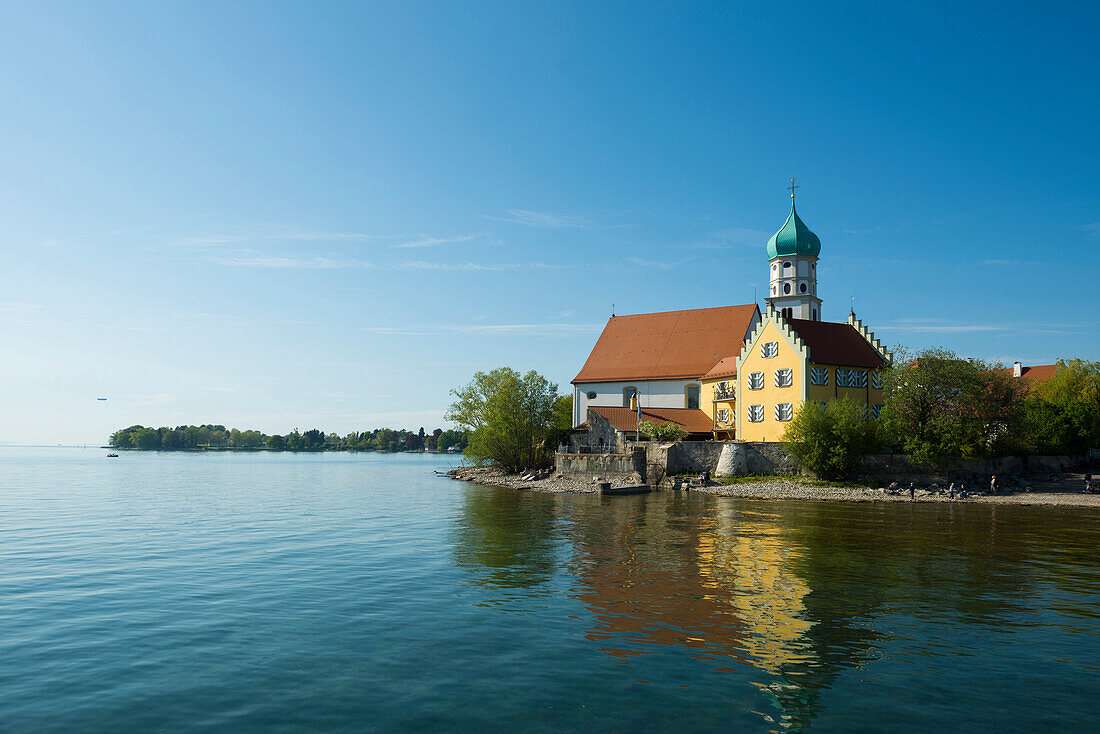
[1085, 472, 1093, 494]
[909, 482, 915, 500]
[960, 483, 967, 499]
[949, 483, 956, 499]
[990, 475, 999, 496]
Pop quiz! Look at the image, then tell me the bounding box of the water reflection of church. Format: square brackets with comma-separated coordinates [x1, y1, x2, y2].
[562, 495, 877, 730]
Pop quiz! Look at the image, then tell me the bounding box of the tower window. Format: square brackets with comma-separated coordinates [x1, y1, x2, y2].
[771, 286, 776, 295]
[783, 261, 792, 269]
[772, 264, 777, 271]
[800, 283, 807, 293]
[812, 308, 817, 320]
[783, 283, 791, 294]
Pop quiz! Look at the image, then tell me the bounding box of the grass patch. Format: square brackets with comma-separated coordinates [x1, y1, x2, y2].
[713, 473, 876, 489]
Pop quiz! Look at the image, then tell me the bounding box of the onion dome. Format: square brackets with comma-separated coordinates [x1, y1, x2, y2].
[766, 201, 821, 259]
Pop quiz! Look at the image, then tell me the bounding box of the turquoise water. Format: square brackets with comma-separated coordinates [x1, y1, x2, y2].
[2, 448, 1098, 732]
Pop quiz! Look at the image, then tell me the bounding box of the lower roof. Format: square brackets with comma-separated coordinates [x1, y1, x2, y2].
[589, 406, 714, 434]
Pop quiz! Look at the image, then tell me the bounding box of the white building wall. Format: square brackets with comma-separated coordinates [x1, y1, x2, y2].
[572, 379, 702, 427]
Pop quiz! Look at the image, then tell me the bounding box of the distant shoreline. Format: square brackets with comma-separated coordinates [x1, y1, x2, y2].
[103, 446, 461, 455]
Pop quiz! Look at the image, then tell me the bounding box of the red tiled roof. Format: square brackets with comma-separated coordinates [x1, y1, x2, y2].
[994, 364, 1060, 383]
[703, 356, 739, 380]
[786, 318, 888, 369]
[590, 406, 714, 434]
[573, 305, 759, 383]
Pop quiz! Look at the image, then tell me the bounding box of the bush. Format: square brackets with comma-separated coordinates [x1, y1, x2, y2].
[638, 420, 688, 442]
[782, 398, 878, 480]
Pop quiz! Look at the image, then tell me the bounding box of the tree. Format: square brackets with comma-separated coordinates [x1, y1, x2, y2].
[783, 398, 878, 480]
[446, 368, 561, 473]
[880, 348, 1026, 465]
[266, 434, 286, 450]
[638, 420, 688, 442]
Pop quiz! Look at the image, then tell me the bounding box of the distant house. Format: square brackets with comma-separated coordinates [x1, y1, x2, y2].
[996, 362, 1060, 386]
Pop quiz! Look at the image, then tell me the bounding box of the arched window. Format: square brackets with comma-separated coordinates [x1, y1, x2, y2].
[771, 285, 776, 295]
[685, 385, 700, 410]
[800, 282, 807, 293]
[772, 264, 777, 271]
[783, 283, 791, 294]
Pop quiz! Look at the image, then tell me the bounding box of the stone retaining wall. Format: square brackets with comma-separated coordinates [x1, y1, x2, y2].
[555, 447, 647, 481]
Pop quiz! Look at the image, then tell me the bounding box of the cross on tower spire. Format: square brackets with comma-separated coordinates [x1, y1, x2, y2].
[788, 177, 799, 199]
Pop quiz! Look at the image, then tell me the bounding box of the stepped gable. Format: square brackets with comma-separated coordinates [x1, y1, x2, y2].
[785, 317, 889, 368]
[573, 304, 758, 383]
[589, 406, 714, 434]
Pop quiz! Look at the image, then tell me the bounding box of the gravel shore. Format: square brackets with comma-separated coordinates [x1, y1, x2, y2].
[447, 466, 1100, 507]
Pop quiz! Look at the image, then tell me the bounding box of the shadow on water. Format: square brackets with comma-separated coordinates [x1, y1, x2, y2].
[450, 486, 1100, 731]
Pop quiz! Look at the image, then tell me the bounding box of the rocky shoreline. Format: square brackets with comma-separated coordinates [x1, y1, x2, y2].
[446, 466, 1100, 507]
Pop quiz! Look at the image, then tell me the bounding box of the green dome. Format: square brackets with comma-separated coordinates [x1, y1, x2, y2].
[766, 201, 821, 259]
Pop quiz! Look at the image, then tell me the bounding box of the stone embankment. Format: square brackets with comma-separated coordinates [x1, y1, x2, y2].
[448, 466, 1100, 507]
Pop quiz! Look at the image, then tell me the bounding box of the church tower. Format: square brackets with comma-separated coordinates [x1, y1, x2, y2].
[765, 183, 822, 321]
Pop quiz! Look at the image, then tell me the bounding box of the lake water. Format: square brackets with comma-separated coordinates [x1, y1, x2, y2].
[2, 448, 1098, 732]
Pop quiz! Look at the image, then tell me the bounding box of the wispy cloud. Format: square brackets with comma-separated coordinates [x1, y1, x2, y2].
[982, 259, 1042, 266]
[396, 260, 559, 272]
[389, 235, 476, 249]
[200, 255, 375, 269]
[1081, 222, 1100, 236]
[484, 209, 588, 228]
[363, 322, 601, 337]
[880, 320, 1007, 334]
[627, 256, 695, 270]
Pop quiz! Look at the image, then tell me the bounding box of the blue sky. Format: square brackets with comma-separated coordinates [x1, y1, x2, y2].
[1, 1, 1097, 444]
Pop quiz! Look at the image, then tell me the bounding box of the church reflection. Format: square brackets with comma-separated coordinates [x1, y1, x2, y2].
[451, 486, 1043, 731]
[563, 494, 878, 730]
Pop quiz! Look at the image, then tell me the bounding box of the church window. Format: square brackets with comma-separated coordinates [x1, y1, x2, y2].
[772, 264, 777, 271]
[771, 286, 776, 295]
[872, 371, 884, 389]
[685, 385, 700, 410]
[783, 261, 792, 269]
[760, 342, 778, 359]
[810, 366, 829, 386]
[774, 368, 793, 387]
[775, 403, 793, 421]
[716, 408, 730, 423]
[783, 283, 791, 294]
[747, 405, 764, 422]
[800, 282, 807, 293]
[812, 308, 817, 320]
[586, 391, 597, 400]
[748, 372, 765, 390]
[623, 387, 637, 407]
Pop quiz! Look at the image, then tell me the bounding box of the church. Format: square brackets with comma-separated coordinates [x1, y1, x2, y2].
[571, 190, 892, 446]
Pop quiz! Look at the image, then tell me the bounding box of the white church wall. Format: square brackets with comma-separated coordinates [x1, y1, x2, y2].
[572, 379, 702, 427]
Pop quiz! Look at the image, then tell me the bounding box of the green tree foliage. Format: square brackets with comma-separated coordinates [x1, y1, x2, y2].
[437, 429, 468, 451]
[638, 420, 688, 442]
[879, 348, 1027, 465]
[783, 398, 879, 480]
[1022, 359, 1100, 454]
[445, 368, 561, 473]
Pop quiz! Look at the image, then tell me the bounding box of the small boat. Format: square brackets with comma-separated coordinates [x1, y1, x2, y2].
[600, 483, 651, 496]
[106, 453, 119, 458]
